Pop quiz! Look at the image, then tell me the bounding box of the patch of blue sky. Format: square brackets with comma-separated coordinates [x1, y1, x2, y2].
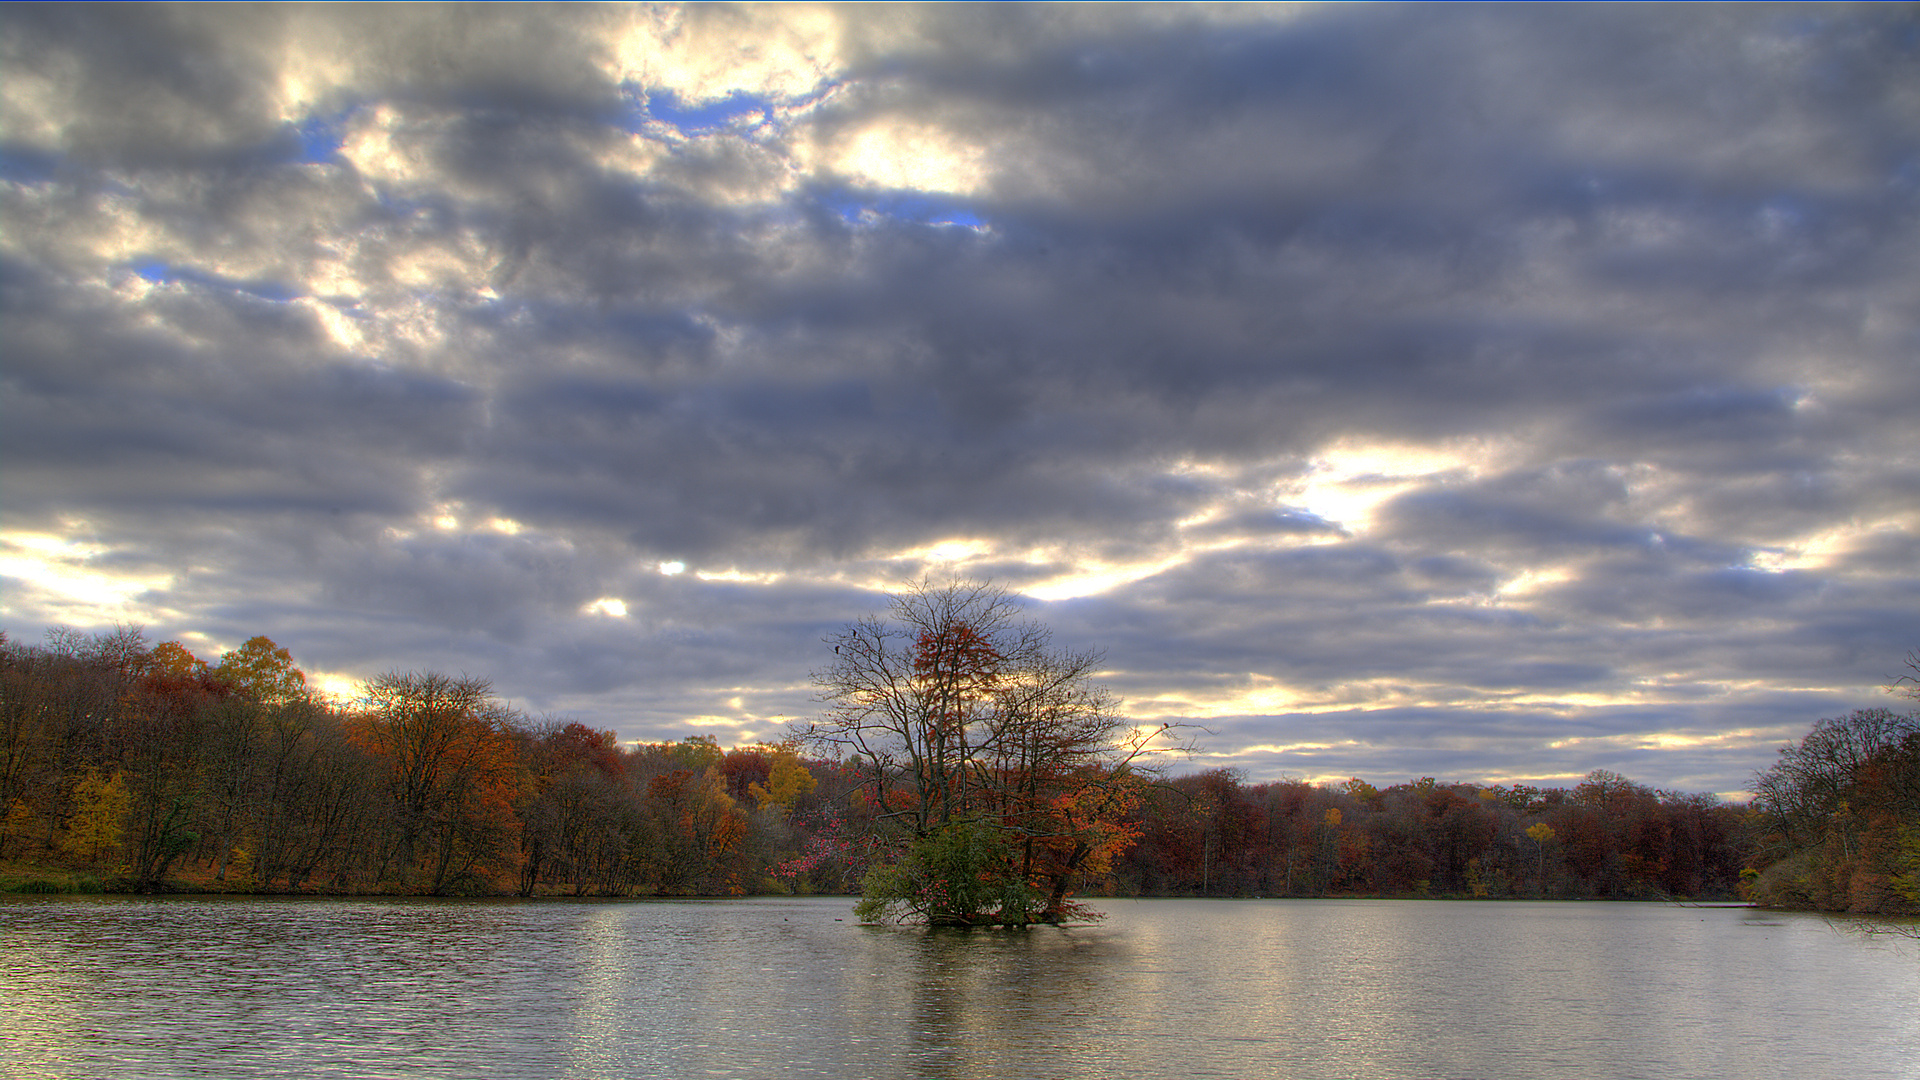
[0, 145, 60, 183]
[130, 260, 302, 303]
[819, 187, 988, 229]
[204, 109, 357, 169]
[291, 112, 349, 164]
[626, 89, 775, 135]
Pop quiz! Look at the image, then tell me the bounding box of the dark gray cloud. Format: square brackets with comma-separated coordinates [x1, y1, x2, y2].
[3, 4, 1916, 796]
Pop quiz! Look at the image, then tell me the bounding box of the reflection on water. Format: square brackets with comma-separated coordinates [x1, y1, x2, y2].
[1, 896, 1914, 1079]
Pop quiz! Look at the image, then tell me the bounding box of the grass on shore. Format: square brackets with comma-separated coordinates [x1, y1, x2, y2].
[0, 858, 108, 894]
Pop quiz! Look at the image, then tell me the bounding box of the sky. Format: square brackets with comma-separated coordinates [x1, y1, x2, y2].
[3, 4, 1917, 800]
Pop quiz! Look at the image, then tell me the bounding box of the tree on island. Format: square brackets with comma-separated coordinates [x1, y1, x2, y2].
[803, 579, 1187, 926]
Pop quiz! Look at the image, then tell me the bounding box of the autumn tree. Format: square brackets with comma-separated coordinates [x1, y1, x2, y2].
[61, 766, 131, 863]
[247, 697, 378, 890]
[188, 637, 311, 883]
[149, 641, 209, 679]
[518, 720, 632, 896]
[1751, 708, 1917, 850]
[644, 764, 750, 894]
[351, 672, 525, 894]
[0, 634, 62, 857]
[748, 740, 818, 814]
[1525, 822, 1556, 896]
[805, 579, 1183, 925]
[0, 628, 142, 859]
[1750, 663, 1920, 915]
[119, 646, 232, 888]
[215, 636, 308, 706]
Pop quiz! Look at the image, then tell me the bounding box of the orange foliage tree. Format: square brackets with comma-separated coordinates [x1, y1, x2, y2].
[350, 672, 525, 894]
[645, 765, 751, 894]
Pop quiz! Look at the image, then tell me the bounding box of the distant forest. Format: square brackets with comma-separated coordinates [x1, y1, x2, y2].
[2, 627, 1914, 915]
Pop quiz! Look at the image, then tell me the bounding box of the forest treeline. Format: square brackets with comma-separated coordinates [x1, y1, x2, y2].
[2, 626, 1914, 914]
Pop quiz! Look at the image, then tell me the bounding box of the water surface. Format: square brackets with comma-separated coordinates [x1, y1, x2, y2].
[2, 896, 1913, 1079]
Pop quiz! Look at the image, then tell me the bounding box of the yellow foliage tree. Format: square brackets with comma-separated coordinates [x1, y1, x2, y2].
[749, 740, 818, 813]
[216, 636, 307, 705]
[63, 768, 131, 864]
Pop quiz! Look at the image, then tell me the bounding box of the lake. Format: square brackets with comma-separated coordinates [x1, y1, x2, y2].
[1, 896, 1913, 1079]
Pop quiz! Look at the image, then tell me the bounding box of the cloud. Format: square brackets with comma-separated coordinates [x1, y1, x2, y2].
[3, 4, 1916, 797]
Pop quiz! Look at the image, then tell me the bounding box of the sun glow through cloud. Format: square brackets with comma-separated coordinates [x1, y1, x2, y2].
[1023, 552, 1197, 603]
[1288, 440, 1488, 533]
[0, 533, 174, 614]
[830, 120, 989, 196]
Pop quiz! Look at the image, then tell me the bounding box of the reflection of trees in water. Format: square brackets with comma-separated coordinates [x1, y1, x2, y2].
[897, 924, 1132, 1073]
[1824, 914, 1920, 953]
